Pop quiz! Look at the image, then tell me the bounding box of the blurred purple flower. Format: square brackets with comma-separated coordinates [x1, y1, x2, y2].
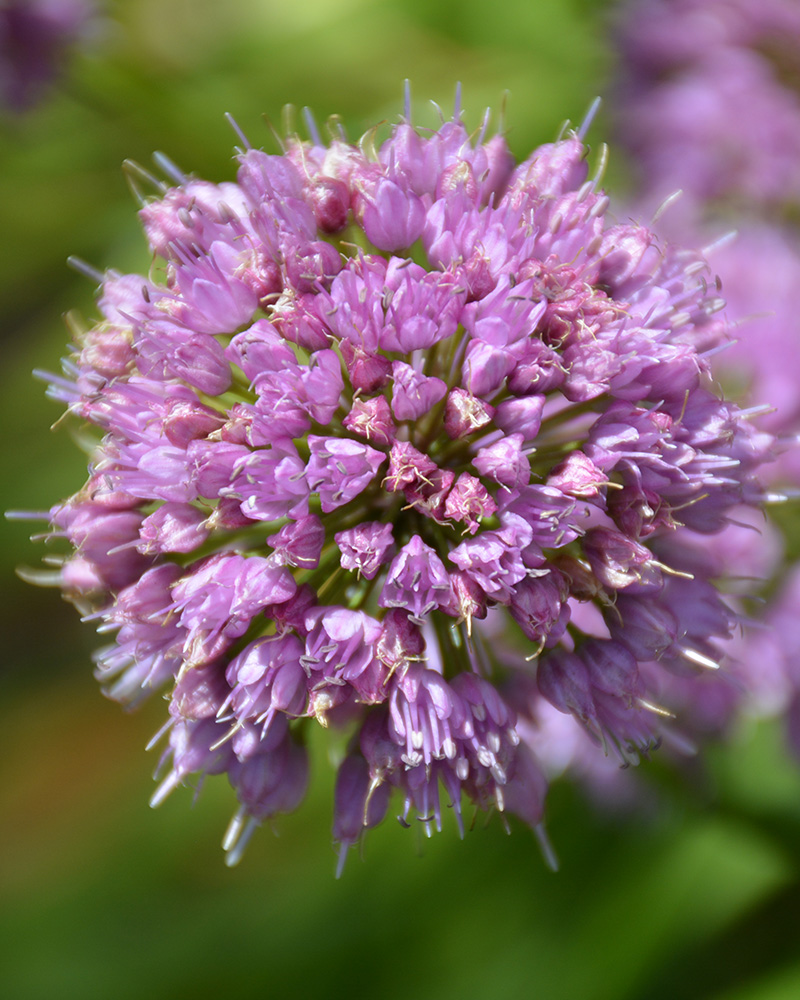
[0, 0, 94, 111]
[614, 0, 800, 211]
[613, 0, 800, 766]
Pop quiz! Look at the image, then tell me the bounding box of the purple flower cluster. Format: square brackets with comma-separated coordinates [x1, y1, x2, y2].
[30, 93, 779, 872]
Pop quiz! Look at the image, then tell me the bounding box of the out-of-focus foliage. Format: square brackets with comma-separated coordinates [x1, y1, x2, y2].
[1, 2, 799, 998]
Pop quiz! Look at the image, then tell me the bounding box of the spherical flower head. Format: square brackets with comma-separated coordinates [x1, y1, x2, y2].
[27, 89, 783, 873]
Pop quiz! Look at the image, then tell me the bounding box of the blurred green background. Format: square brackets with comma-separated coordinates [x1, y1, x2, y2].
[2, 1, 800, 997]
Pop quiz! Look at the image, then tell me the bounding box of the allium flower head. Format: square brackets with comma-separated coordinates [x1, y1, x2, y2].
[26, 89, 779, 873]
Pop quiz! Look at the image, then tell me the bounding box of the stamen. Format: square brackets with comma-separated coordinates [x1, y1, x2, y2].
[535, 824, 559, 872]
[652, 189, 683, 225]
[67, 256, 104, 284]
[15, 566, 63, 587]
[122, 158, 167, 205]
[302, 106, 322, 147]
[679, 647, 720, 671]
[152, 151, 187, 184]
[149, 771, 182, 809]
[403, 78, 412, 122]
[577, 96, 601, 141]
[225, 112, 252, 150]
[224, 814, 259, 868]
